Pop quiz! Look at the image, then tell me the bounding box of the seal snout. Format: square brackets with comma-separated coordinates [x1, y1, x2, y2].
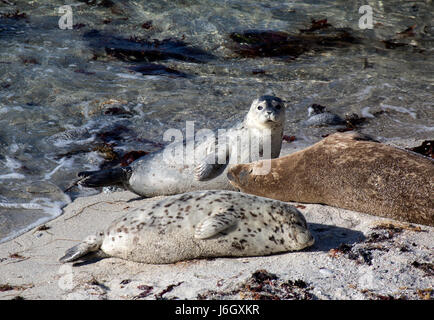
[298, 230, 315, 248]
[226, 170, 236, 183]
[265, 112, 277, 122]
[227, 165, 243, 185]
[286, 223, 315, 251]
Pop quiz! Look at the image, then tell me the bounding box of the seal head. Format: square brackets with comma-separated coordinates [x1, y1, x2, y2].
[246, 95, 285, 129]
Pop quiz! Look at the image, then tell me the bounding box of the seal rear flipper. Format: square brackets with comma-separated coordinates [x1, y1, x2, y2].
[59, 243, 92, 263]
[59, 234, 103, 263]
[194, 210, 238, 239]
[77, 167, 132, 188]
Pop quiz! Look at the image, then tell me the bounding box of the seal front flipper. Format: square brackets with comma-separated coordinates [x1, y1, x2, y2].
[194, 210, 238, 239]
[77, 167, 132, 188]
[59, 234, 103, 263]
[194, 153, 227, 181]
[194, 162, 227, 181]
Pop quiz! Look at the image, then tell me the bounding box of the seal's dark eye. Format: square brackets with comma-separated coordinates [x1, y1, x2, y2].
[257, 106, 263, 110]
[276, 105, 281, 110]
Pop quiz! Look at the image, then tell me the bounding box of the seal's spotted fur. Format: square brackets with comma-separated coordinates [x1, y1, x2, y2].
[59, 190, 314, 264]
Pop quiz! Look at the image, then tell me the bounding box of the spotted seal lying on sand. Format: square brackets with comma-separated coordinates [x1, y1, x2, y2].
[76, 96, 286, 197]
[59, 190, 314, 264]
[228, 132, 434, 226]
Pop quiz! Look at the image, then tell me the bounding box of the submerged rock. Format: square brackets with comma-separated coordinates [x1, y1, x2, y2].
[228, 26, 358, 58]
[128, 63, 187, 78]
[84, 30, 214, 63]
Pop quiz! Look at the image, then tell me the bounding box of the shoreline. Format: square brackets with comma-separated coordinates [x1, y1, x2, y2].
[0, 132, 430, 245]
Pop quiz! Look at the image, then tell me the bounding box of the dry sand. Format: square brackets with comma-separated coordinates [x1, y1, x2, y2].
[0, 138, 432, 300]
[0, 189, 432, 300]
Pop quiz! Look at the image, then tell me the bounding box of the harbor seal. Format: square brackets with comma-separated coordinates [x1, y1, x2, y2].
[228, 132, 434, 226]
[304, 104, 344, 126]
[59, 190, 314, 264]
[77, 95, 286, 197]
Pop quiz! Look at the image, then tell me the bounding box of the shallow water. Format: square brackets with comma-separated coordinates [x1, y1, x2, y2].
[0, 0, 433, 243]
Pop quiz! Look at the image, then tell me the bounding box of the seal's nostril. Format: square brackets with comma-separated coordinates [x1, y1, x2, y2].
[227, 171, 234, 181]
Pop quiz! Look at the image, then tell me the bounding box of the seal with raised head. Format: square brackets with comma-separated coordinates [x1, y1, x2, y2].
[77, 95, 286, 197]
[228, 132, 434, 226]
[59, 190, 314, 264]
